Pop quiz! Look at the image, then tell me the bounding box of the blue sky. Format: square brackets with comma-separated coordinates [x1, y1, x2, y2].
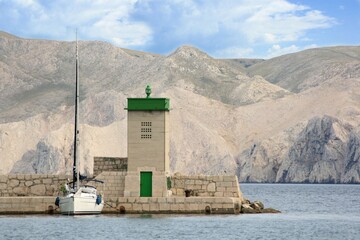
[0, 0, 359, 59]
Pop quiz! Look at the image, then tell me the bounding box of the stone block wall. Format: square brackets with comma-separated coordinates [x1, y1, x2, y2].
[0, 175, 71, 197]
[93, 157, 128, 177]
[103, 196, 241, 214]
[170, 175, 242, 199]
[0, 173, 125, 198]
[0, 173, 243, 201]
[93, 172, 126, 198]
[0, 173, 245, 214]
[0, 197, 59, 214]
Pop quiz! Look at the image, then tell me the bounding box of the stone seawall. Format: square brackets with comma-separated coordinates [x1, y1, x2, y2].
[0, 173, 125, 198]
[93, 172, 126, 198]
[93, 157, 127, 177]
[103, 196, 241, 214]
[0, 173, 242, 200]
[0, 175, 71, 197]
[0, 172, 244, 214]
[0, 197, 56, 214]
[170, 175, 242, 199]
[0, 196, 241, 214]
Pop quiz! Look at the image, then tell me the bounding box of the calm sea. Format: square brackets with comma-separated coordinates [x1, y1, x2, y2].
[1, 184, 360, 240]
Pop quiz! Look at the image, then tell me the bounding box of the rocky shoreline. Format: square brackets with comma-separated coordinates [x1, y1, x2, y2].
[241, 199, 281, 214]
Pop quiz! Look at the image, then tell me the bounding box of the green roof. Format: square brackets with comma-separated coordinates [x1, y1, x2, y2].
[127, 98, 170, 111]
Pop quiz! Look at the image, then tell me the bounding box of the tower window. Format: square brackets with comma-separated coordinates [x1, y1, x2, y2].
[141, 128, 152, 133]
[141, 122, 152, 127]
[141, 122, 152, 139]
[141, 134, 152, 139]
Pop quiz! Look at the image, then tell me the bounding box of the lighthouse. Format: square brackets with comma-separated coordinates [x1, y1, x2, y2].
[124, 85, 170, 197]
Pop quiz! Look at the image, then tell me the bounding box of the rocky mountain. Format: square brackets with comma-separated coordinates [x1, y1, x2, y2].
[0, 31, 359, 183]
[239, 116, 360, 183]
[247, 46, 360, 93]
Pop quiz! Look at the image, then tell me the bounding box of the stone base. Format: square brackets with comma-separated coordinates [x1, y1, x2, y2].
[0, 197, 59, 214]
[103, 196, 241, 214]
[0, 196, 241, 214]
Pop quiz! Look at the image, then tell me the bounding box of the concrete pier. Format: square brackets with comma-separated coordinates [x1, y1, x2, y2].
[0, 172, 244, 214]
[0, 197, 57, 214]
[0, 196, 241, 214]
[103, 196, 241, 214]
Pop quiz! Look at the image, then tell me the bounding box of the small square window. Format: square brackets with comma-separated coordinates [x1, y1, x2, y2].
[141, 121, 152, 127]
[141, 134, 152, 139]
[140, 122, 152, 139]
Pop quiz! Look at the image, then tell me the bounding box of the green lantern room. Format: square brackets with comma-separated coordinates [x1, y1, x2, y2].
[124, 85, 171, 197]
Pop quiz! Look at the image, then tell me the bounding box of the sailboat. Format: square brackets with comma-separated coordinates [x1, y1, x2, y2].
[55, 33, 104, 215]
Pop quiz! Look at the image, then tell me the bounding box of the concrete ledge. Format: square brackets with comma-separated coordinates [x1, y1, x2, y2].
[103, 196, 241, 214]
[0, 197, 59, 214]
[0, 196, 241, 214]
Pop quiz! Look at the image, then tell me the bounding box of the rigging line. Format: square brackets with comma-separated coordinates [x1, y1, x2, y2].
[104, 201, 119, 211]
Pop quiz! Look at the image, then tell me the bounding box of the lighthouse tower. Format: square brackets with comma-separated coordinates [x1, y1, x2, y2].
[124, 86, 170, 197]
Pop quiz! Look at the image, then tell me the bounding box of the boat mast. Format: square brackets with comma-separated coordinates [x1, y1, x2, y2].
[73, 30, 80, 190]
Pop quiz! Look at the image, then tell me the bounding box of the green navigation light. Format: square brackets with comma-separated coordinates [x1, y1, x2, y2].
[145, 85, 152, 98]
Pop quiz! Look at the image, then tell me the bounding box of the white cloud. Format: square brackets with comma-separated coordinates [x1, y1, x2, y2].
[10, 0, 47, 22]
[266, 43, 318, 58]
[267, 44, 299, 58]
[3, 0, 152, 47]
[13, 0, 41, 9]
[159, 0, 334, 44]
[0, 0, 336, 56]
[86, 7, 152, 47]
[241, 1, 334, 43]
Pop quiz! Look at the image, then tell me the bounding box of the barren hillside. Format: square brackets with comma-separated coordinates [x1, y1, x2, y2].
[247, 46, 360, 93]
[1, 32, 359, 183]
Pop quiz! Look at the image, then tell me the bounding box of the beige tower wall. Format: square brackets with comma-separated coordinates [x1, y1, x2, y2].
[127, 111, 169, 173]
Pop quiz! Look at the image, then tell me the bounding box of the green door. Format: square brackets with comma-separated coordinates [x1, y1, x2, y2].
[140, 172, 152, 197]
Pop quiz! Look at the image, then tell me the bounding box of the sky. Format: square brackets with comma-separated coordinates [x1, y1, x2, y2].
[0, 0, 359, 59]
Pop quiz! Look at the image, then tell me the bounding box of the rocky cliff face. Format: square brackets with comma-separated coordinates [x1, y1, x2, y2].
[278, 116, 351, 183]
[0, 32, 359, 183]
[238, 116, 360, 183]
[343, 129, 360, 182]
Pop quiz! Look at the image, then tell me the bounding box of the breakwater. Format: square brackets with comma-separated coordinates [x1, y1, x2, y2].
[0, 172, 244, 214]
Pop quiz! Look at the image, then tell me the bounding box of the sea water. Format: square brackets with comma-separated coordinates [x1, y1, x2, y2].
[1, 184, 359, 240]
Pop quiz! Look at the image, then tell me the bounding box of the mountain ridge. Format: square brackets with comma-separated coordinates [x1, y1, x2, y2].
[0, 31, 359, 183]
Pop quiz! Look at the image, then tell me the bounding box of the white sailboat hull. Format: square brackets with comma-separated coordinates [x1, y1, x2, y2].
[59, 188, 104, 215]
